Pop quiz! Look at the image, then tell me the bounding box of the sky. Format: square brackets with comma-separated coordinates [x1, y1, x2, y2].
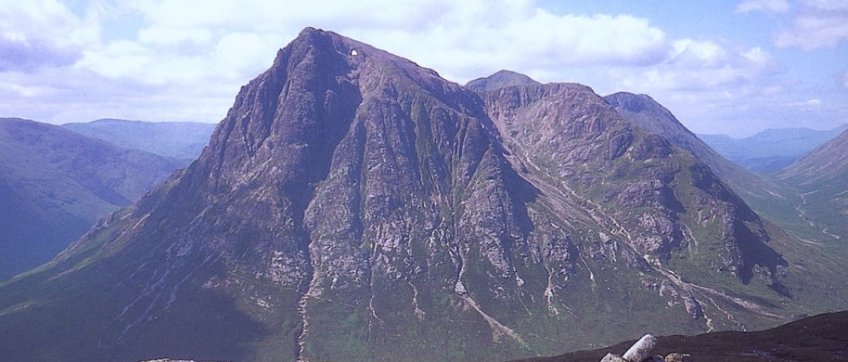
[0, 0, 846, 137]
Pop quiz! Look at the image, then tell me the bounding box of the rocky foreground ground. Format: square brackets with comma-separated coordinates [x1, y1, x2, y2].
[518, 311, 848, 361]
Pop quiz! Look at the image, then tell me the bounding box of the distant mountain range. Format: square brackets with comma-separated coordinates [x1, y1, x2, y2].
[64, 119, 217, 164]
[0, 118, 182, 279]
[2, 28, 847, 362]
[699, 125, 848, 173]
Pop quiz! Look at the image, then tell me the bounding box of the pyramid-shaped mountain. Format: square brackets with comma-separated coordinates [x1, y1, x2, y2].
[1, 28, 845, 362]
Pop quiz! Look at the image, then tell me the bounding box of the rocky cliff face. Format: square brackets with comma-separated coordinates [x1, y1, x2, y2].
[0, 29, 836, 362]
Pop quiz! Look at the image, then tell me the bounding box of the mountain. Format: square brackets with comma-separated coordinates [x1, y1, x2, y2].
[466, 69, 540, 92]
[603, 92, 748, 184]
[779, 129, 848, 239]
[63, 119, 217, 163]
[699, 124, 848, 173]
[1, 29, 846, 362]
[0, 118, 182, 279]
[519, 310, 848, 362]
[602, 91, 845, 252]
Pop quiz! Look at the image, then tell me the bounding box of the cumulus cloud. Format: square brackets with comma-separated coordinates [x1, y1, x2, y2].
[610, 40, 774, 93]
[0, 0, 99, 72]
[76, 0, 668, 84]
[789, 98, 823, 108]
[775, 0, 848, 49]
[0, 0, 843, 136]
[1, 0, 676, 124]
[736, 0, 790, 13]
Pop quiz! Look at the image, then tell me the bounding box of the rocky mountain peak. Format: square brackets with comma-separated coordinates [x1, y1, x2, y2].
[0, 29, 822, 362]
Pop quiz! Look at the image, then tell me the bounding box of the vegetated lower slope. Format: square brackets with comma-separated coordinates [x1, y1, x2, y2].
[1, 29, 846, 362]
[779, 128, 848, 240]
[518, 310, 848, 362]
[64, 119, 217, 163]
[699, 124, 848, 173]
[0, 118, 182, 279]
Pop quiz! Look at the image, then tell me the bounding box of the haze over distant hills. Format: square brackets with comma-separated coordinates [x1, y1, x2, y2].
[0, 118, 182, 279]
[2, 28, 847, 362]
[63, 119, 217, 163]
[699, 124, 848, 173]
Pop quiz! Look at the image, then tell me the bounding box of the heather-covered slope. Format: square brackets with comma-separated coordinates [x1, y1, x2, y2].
[1, 29, 846, 362]
[0, 118, 181, 279]
[519, 310, 848, 362]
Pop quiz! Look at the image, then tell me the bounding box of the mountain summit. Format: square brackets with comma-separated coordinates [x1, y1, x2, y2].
[466, 70, 541, 92]
[1, 28, 844, 362]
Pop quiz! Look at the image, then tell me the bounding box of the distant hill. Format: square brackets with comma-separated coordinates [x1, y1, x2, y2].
[63, 119, 217, 163]
[699, 124, 848, 173]
[466, 69, 540, 92]
[0, 118, 182, 279]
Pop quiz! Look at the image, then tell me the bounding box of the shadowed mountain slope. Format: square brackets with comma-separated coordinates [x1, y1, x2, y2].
[0, 118, 181, 279]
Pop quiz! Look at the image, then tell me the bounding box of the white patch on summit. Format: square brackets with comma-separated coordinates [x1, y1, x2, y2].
[350, 49, 358, 56]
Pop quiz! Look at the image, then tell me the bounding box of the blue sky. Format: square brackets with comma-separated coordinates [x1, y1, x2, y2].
[0, 0, 846, 136]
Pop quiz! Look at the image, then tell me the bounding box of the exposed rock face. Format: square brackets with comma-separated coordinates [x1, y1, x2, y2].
[475, 78, 785, 282]
[0, 29, 826, 362]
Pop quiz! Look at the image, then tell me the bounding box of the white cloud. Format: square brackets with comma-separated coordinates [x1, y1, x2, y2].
[775, 0, 848, 49]
[1, 0, 674, 125]
[0, 0, 99, 72]
[736, 0, 790, 13]
[0, 0, 843, 137]
[611, 40, 774, 93]
[790, 98, 823, 108]
[90, 0, 668, 84]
